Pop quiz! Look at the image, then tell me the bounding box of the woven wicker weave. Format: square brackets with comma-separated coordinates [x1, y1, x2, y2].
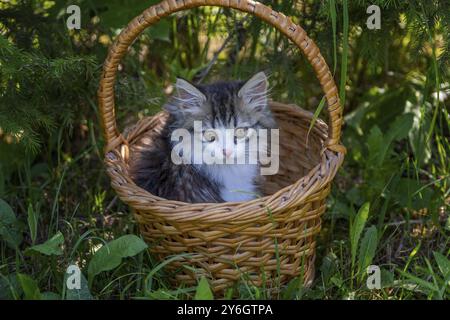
[98, 0, 346, 294]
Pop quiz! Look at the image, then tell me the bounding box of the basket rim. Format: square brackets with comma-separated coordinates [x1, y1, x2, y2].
[104, 101, 345, 224]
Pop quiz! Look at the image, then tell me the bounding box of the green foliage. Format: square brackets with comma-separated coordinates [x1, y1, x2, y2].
[17, 273, 41, 300]
[88, 0, 161, 29]
[27, 203, 38, 244]
[64, 272, 93, 300]
[0, 274, 21, 300]
[194, 277, 214, 300]
[339, 0, 349, 107]
[434, 252, 450, 279]
[398, 252, 450, 300]
[350, 202, 370, 269]
[0, 198, 23, 248]
[87, 235, 148, 283]
[0, 35, 97, 154]
[25, 231, 64, 256]
[358, 226, 378, 278]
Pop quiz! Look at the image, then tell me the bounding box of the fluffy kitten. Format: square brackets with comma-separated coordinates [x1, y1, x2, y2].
[130, 72, 277, 203]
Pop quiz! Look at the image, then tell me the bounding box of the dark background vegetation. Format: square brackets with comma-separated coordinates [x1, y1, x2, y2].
[0, 0, 449, 299]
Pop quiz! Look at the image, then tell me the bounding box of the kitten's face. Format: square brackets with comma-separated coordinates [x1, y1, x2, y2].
[165, 72, 276, 164]
[194, 125, 255, 164]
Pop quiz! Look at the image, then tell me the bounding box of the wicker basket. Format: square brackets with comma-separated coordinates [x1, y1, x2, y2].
[98, 0, 346, 294]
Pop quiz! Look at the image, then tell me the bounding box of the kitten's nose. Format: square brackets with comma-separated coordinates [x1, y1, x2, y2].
[222, 148, 232, 158]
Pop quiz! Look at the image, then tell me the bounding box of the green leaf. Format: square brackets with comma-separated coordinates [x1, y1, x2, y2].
[339, 0, 349, 108]
[65, 270, 93, 300]
[407, 100, 432, 166]
[433, 252, 450, 278]
[91, 0, 161, 29]
[27, 203, 38, 244]
[0, 199, 13, 219]
[194, 277, 214, 300]
[146, 20, 171, 42]
[88, 235, 148, 282]
[41, 292, 61, 300]
[367, 114, 414, 166]
[0, 198, 23, 248]
[366, 126, 384, 165]
[146, 288, 174, 300]
[282, 277, 302, 299]
[386, 113, 414, 142]
[320, 252, 338, 284]
[144, 254, 193, 295]
[329, 0, 337, 72]
[307, 96, 326, 138]
[17, 273, 41, 300]
[25, 231, 64, 256]
[393, 178, 434, 210]
[330, 276, 343, 287]
[350, 202, 370, 267]
[346, 187, 363, 206]
[0, 274, 21, 300]
[380, 269, 395, 288]
[358, 225, 378, 276]
[398, 269, 439, 296]
[0, 165, 5, 197]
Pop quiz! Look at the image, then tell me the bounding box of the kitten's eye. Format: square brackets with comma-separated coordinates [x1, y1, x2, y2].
[203, 129, 217, 142]
[234, 127, 248, 139]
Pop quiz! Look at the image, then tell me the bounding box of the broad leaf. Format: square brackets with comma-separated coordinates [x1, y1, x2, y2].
[25, 231, 64, 256]
[386, 113, 414, 142]
[433, 252, 450, 278]
[367, 114, 414, 166]
[17, 273, 41, 300]
[41, 292, 61, 300]
[146, 20, 171, 42]
[358, 225, 378, 276]
[89, 0, 161, 29]
[350, 202, 370, 267]
[27, 204, 38, 244]
[194, 277, 214, 300]
[407, 100, 432, 166]
[380, 269, 395, 288]
[65, 270, 93, 300]
[366, 126, 384, 165]
[0, 165, 5, 197]
[398, 269, 439, 297]
[393, 178, 434, 210]
[0, 199, 23, 248]
[88, 235, 148, 281]
[320, 252, 338, 284]
[0, 274, 21, 300]
[282, 277, 302, 299]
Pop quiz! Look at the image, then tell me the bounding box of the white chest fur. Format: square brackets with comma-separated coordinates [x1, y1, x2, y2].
[205, 164, 259, 202]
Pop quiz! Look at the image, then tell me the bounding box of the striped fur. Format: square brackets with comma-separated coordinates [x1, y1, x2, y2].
[131, 72, 277, 203]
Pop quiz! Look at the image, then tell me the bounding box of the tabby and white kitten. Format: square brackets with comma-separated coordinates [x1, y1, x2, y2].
[131, 72, 276, 203]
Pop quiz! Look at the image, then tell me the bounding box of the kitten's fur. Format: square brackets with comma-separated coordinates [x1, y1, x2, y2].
[130, 72, 276, 203]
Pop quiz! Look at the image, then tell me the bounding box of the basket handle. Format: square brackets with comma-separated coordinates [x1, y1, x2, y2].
[98, 0, 345, 154]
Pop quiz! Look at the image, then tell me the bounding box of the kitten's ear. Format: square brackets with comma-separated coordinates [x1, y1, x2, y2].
[171, 78, 206, 112]
[238, 72, 268, 112]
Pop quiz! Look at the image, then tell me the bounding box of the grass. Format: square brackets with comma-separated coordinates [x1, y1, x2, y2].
[339, 0, 349, 109]
[0, 126, 448, 299]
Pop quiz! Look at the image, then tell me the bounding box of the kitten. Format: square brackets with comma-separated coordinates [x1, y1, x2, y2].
[130, 72, 277, 203]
